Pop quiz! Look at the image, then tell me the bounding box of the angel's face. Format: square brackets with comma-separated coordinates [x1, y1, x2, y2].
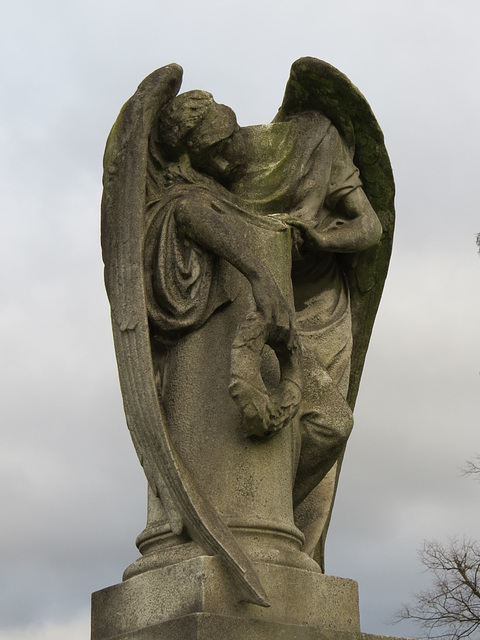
[190, 127, 247, 186]
[189, 132, 235, 180]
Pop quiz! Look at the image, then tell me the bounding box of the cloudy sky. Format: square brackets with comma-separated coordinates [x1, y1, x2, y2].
[1, 1, 479, 638]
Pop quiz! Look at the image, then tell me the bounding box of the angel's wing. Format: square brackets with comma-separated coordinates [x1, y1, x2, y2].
[275, 57, 395, 567]
[101, 64, 268, 607]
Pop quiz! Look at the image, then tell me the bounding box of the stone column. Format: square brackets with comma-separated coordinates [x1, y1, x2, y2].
[124, 216, 317, 580]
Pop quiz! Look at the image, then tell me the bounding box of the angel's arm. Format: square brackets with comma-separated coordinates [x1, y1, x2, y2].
[175, 196, 294, 338]
[289, 187, 382, 254]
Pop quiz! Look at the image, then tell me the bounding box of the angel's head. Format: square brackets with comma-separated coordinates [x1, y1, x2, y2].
[158, 90, 238, 160]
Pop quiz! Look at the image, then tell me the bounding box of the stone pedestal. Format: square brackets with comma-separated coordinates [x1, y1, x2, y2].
[92, 556, 361, 640]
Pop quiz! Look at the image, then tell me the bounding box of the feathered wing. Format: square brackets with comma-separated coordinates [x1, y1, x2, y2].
[101, 64, 268, 607]
[275, 57, 395, 567]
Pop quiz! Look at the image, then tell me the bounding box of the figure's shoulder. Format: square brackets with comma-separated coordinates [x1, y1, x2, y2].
[280, 110, 336, 146]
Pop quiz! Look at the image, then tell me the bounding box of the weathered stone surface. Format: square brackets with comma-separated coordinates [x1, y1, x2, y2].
[97, 57, 396, 639]
[92, 556, 360, 640]
[92, 613, 413, 640]
[92, 614, 355, 640]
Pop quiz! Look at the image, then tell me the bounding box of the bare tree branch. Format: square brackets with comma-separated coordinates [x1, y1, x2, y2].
[393, 539, 480, 640]
[461, 456, 480, 481]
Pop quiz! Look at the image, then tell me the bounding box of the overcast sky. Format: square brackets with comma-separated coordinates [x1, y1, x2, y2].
[1, 1, 479, 638]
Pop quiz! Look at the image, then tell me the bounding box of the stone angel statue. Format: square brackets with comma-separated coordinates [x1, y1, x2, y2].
[101, 58, 395, 608]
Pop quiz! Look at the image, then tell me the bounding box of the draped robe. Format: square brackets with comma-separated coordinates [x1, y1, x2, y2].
[142, 111, 363, 563]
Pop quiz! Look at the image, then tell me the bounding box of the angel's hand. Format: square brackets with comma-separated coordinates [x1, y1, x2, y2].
[287, 218, 325, 253]
[249, 273, 295, 348]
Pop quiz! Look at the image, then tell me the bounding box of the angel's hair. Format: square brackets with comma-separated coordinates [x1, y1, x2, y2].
[158, 91, 237, 158]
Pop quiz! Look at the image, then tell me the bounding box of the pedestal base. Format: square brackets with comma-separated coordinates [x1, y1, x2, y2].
[93, 613, 364, 640]
[92, 556, 360, 640]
